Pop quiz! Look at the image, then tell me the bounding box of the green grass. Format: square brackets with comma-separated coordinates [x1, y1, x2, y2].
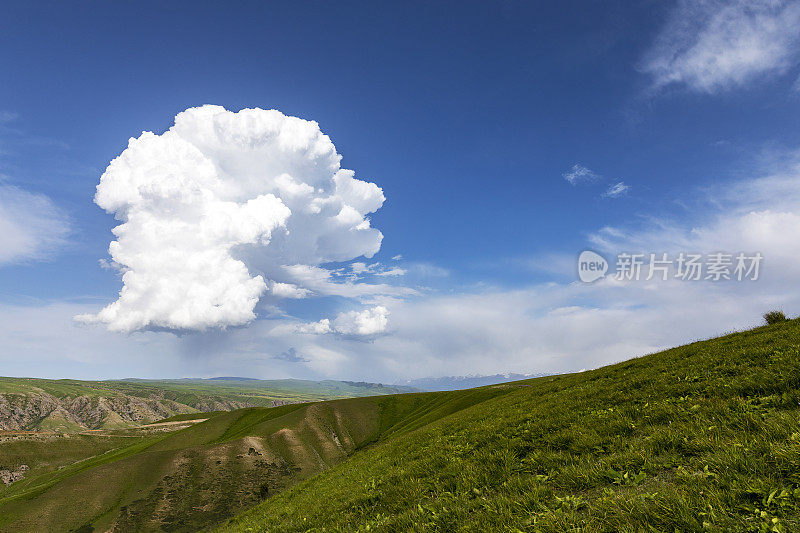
[221, 319, 800, 532]
[0, 433, 140, 480]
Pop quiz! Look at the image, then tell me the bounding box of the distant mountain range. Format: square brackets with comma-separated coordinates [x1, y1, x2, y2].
[400, 373, 549, 391]
[0, 377, 416, 432]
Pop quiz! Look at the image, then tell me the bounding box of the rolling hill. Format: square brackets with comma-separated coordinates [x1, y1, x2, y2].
[1, 319, 799, 531]
[224, 318, 800, 532]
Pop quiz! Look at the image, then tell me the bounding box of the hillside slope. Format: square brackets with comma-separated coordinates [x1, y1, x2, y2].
[222, 320, 800, 532]
[0, 377, 414, 431]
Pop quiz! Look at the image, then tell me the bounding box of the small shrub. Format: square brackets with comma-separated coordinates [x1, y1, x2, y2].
[764, 311, 788, 325]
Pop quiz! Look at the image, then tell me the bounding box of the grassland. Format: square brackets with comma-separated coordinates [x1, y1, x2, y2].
[223, 319, 800, 532]
[2, 320, 800, 531]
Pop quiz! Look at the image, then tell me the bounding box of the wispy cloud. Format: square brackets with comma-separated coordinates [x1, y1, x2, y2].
[562, 163, 601, 185]
[641, 0, 800, 94]
[0, 111, 19, 124]
[563, 163, 630, 198]
[331, 261, 407, 281]
[0, 184, 70, 265]
[602, 181, 630, 198]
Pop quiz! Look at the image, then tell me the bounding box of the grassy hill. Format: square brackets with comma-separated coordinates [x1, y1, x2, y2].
[1, 320, 799, 531]
[222, 319, 800, 532]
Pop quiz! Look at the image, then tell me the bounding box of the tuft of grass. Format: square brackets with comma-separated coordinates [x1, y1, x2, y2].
[765, 310, 788, 325]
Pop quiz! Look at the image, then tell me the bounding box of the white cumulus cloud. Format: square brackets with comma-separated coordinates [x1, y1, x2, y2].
[333, 305, 390, 336]
[296, 305, 390, 337]
[270, 282, 312, 299]
[641, 0, 800, 94]
[78, 105, 386, 333]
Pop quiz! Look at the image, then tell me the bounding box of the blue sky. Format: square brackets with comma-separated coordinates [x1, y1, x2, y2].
[2, 1, 800, 381]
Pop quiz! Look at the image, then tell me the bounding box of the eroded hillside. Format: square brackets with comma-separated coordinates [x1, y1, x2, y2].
[0, 391, 203, 432]
[0, 386, 510, 532]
